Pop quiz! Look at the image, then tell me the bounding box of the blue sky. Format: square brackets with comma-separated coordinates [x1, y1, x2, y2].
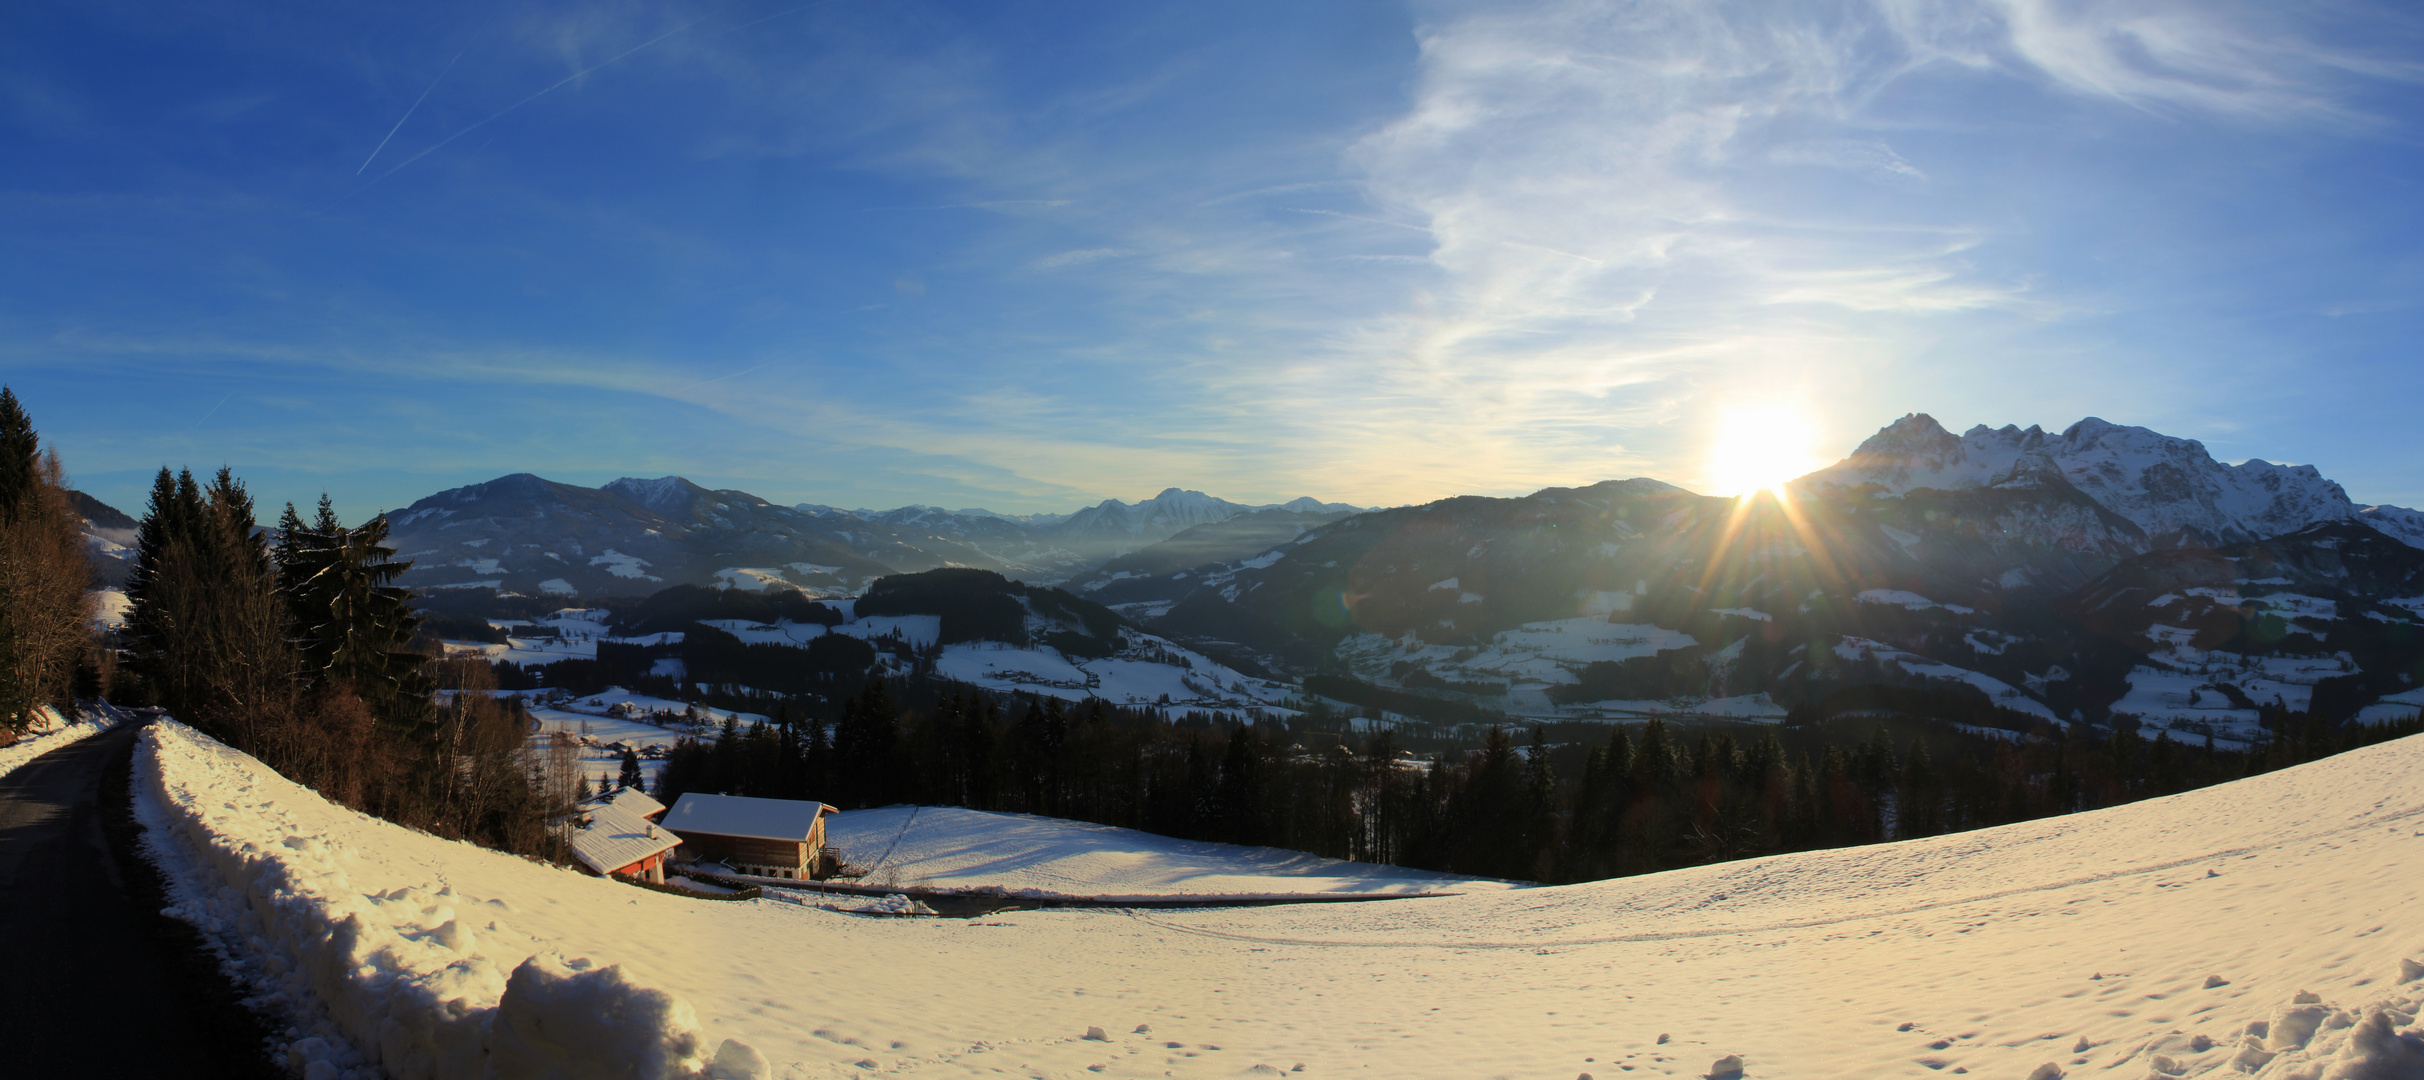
[5, 0, 2423, 521]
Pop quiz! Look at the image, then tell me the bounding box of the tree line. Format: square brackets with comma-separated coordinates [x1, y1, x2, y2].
[113, 462, 553, 854]
[642, 667, 2424, 884]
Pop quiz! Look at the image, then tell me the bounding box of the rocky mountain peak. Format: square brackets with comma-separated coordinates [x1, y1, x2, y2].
[1805, 415, 2369, 548]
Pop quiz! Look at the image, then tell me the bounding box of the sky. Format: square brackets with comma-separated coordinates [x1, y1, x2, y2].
[5, 0, 2423, 521]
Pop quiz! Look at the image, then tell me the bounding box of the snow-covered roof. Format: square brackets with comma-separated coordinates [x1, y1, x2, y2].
[569, 803, 681, 877]
[664, 793, 835, 843]
[581, 786, 666, 820]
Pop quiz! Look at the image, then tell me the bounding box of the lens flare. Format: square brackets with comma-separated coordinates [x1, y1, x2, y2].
[1707, 405, 1822, 497]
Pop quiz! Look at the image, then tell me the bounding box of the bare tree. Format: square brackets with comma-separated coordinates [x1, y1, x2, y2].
[0, 445, 96, 732]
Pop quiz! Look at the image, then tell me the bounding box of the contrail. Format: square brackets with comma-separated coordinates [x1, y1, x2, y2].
[357, 48, 467, 176]
[353, 16, 709, 192]
[188, 391, 235, 430]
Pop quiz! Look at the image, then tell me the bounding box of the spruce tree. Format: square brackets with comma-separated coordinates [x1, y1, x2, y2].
[0, 388, 37, 518]
[278, 506, 426, 722]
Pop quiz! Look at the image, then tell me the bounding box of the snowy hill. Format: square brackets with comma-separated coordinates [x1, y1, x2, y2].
[68, 488, 136, 587]
[140, 718, 2424, 1079]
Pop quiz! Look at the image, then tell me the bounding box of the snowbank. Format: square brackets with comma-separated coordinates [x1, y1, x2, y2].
[134, 721, 741, 1080]
[0, 703, 133, 778]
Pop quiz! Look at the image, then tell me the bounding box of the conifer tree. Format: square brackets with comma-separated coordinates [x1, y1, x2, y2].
[277, 503, 427, 722]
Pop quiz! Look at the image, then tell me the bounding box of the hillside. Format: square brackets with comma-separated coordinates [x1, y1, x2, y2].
[139, 718, 2424, 1078]
[1132, 417, 2424, 744]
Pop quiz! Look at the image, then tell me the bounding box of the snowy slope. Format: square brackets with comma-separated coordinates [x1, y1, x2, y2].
[0, 704, 130, 778]
[142, 718, 2424, 1079]
[824, 806, 1514, 899]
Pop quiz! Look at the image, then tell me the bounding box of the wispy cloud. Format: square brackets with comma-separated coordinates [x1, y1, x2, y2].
[1030, 247, 1129, 270]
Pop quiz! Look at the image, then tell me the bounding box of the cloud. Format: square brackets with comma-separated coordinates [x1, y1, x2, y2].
[1240, 0, 2419, 497]
[1769, 139, 1928, 186]
[1030, 247, 1129, 270]
[1975, 0, 2424, 122]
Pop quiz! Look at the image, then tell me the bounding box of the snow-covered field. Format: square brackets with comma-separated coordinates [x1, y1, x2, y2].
[137, 714, 2424, 1079]
[523, 689, 767, 790]
[1341, 616, 1707, 719]
[2113, 648, 2361, 744]
[824, 805, 1513, 900]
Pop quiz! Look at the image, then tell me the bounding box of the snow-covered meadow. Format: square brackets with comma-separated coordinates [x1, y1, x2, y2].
[134, 713, 2424, 1079]
[822, 805, 1512, 901]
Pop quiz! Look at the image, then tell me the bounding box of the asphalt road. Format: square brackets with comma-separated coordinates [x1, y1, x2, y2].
[0, 721, 281, 1077]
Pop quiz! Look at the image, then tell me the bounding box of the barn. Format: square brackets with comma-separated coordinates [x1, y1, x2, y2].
[662, 793, 841, 880]
[569, 801, 682, 884]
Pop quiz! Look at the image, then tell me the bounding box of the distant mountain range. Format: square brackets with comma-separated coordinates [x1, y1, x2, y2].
[66, 413, 2424, 744]
[373, 475, 1362, 598]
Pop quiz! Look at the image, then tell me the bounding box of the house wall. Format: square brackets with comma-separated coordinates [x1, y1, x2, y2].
[611, 851, 669, 885]
[677, 832, 808, 876]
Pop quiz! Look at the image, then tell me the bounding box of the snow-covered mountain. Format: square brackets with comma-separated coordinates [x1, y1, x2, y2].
[1118, 415, 2424, 741]
[1800, 413, 2386, 547]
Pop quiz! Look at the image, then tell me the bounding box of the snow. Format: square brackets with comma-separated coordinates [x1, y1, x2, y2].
[589, 549, 660, 580]
[528, 693, 760, 790]
[1858, 588, 1978, 615]
[0, 703, 132, 778]
[665, 793, 832, 844]
[91, 586, 130, 629]
[932, 637, 1294, 714]
[1235, 549, 1287, 571]
[694, 618, 828, 646]
[1837, 636, 2060, 723]
[138, 713, 2424, 1079]
[826, 805, 1514, 900]
[2112, 649, 2358, 743]
[713, 567, 808, 593]
[569, 801, 681, 877]
[934, 642, 1091, 693]
[830, 614, 941, 648]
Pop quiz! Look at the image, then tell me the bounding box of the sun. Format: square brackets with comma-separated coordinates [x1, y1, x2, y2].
[1707, 405, 1823, 498]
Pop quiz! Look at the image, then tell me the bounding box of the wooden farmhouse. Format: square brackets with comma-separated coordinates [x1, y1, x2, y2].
[663, 793, 841, 880]
[569, 801, 682, 884]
